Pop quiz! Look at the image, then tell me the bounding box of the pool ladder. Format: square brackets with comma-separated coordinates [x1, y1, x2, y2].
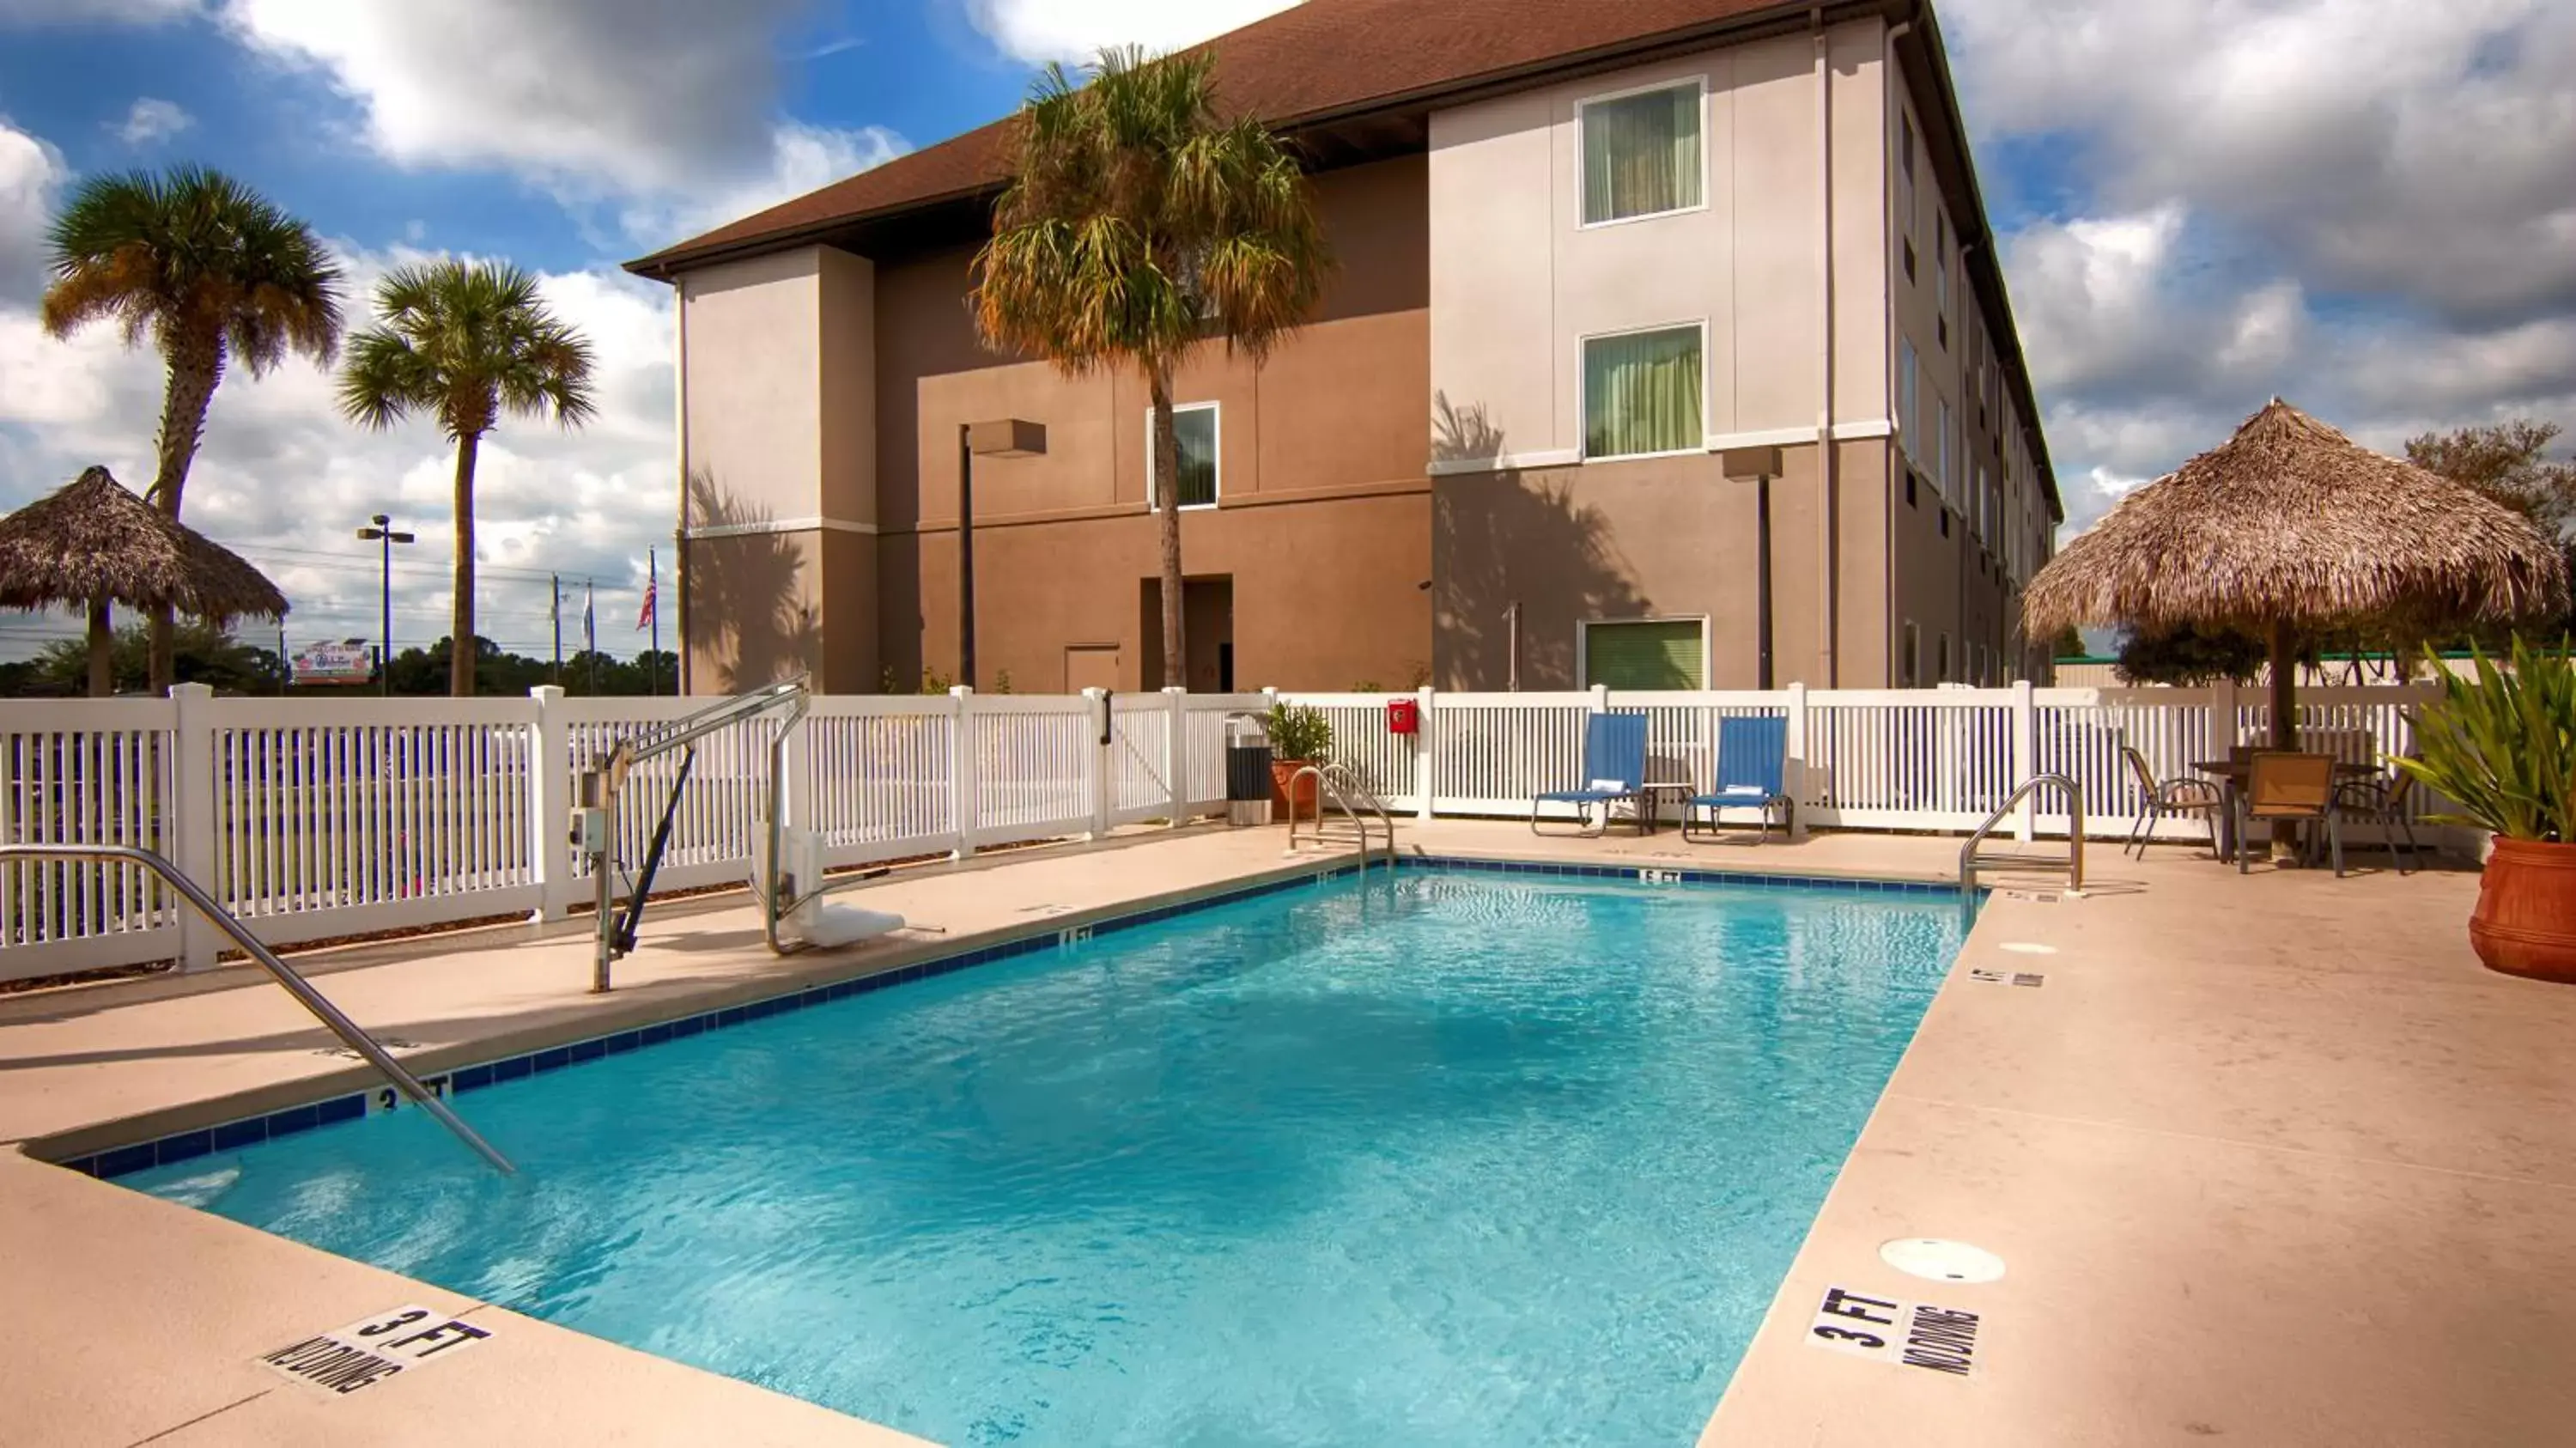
[0, 842, 515, 1176]
[1958, 774, 2087, 899]
[1283, 764, 1397, 872]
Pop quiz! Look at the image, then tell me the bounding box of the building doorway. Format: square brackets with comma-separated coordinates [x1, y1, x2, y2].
[1141, 575, 1234, 692]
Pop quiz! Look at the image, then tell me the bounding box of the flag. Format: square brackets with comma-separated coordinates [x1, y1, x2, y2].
[636, 578, 657, 631]
[583, 584, 595, 652]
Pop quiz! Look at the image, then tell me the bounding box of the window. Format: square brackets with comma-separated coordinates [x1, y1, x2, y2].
[1898, 338, 1919, 460]
[1147, 403, 1219, 509]
[1902, 620, 1921, 687]
[1936, 398, 1953, 499]
[1581, 82, 1704, 225]
[1898, 110, 1917, 240]
[1937, 631, 1953, 684]
[1976, 462, 1991, 540]
[1583, 325, 1704, 459]
[1583, 618, 1706, 690]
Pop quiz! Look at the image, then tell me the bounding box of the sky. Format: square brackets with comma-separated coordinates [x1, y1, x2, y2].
[1, 0, 2572, 664]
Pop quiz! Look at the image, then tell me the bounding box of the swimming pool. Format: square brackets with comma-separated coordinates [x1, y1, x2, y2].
[125, 865, 1963, 1445]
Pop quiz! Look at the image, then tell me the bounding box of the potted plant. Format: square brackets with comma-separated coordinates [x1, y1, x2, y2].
[1265, 701, 1334, 823]
[2394, 636, 2576, 981]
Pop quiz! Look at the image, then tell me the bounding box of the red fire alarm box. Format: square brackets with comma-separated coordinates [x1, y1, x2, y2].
[1386, 697, 1419, 735]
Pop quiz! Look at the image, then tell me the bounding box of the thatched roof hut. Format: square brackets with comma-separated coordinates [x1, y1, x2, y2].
[0, 465, 290, 696]
[2022, 399, 2567, 749]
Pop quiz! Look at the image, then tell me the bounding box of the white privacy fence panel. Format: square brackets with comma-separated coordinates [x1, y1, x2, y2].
[1804, 691, 2018, 829]
[1183, 695, 1266, 810]
[969, 697, 1097, 847]
[1289, 694, 1419, 811]
[212, 699, 541, 945]
[1108, 694, 1174, 825]
[803, 696, 954, 866]
[563, 697, 786, 893]
[1430, 693, 1595, 816]
[1, 699, 176, 975]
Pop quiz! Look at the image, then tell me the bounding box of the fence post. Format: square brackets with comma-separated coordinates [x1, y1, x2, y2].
[1784, 683, 1810, 840]
[1083, 687, 1109, 839]
[949, 686, 976, 860]
[1413, 685, 1437, 823]
[168, 683, 219, 972]
[2210, 678, 2239, 762]
[780, 700, 812, 834]
[1589, 683, 1609, 715]
[2012, 678, 2037, 843]
[1163, 686, 1188, 827]
[528, 685, 575, 922]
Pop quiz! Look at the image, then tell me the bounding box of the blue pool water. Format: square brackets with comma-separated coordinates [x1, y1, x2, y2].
[129, 870, 1961, 1446]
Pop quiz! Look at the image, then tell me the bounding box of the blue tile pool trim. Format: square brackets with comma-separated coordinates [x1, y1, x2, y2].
[55, 855, 1967, 1181]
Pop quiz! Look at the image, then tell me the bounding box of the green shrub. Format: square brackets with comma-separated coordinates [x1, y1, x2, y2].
[1265, 701, 1334, 763]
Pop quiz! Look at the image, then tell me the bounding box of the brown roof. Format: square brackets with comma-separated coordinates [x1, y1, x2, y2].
[628, 0, 1807, 277]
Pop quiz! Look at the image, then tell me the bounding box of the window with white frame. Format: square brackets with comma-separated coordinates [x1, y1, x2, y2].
[1580, 81, 1704, 225]
[1583, 325, 1704, 459]
[1146, 403, 1219, 509]
[1582, 618, 1707, 690]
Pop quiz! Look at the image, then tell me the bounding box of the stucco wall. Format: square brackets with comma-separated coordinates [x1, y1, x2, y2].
[1427, 21, 1889, 467]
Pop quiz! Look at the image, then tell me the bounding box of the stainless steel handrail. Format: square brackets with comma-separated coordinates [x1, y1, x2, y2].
[0, 843, 514, 1176]
[1959, 773, 2087, 897]
[1284, 764, 1395, 871]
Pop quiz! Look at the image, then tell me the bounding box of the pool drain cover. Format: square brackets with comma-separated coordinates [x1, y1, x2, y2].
[1879, 1238, 2006, 1284]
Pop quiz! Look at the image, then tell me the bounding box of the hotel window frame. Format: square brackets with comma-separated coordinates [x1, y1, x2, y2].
[1578, 615, 1711, 691]
[1145, 401, 1221, 512]
[1579, 320, 1710, 462]
[1576, 76, 1710, 228]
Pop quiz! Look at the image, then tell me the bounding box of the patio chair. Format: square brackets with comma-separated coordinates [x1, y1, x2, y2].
[1684, 715, 1793, 844]
[2235, 751, 2344, 877]
[2335, 764, 2423, 875]
[2120, 745, 2222, 859]
[1531, 711, 1649, 837]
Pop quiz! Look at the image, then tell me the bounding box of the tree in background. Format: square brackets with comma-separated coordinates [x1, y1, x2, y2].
[27, 620, 283, 696]
[974, 46, 1327, 689]
[41, 166, 343, 693]
[2408, 419, 2576, 638]
[2113, 621, 2274, 687]
[338, 262, 595, 697]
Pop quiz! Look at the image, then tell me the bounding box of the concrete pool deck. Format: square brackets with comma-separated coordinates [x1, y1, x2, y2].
[3, 821, 2568, 1445]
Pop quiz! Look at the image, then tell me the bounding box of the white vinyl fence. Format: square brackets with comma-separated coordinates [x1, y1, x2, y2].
[1, 678, 2455, 983]
[0, 685, 1262, 983]
[1285, 680, 2460, 845]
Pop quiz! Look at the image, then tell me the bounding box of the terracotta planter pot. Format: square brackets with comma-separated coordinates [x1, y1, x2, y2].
[1270, 759, 1320, 823]
[2470, 837, 2576, 983]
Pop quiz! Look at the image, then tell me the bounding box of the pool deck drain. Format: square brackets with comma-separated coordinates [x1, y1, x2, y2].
[3, 822, 2572, 1446]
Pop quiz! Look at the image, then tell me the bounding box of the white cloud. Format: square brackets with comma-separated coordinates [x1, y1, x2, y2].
[617, 121, 908, 251]
[965, 0, 1303, 64]
[112, 97, 193, 147]
[1, 232, 679, 660]
[0, 115, 66, 301]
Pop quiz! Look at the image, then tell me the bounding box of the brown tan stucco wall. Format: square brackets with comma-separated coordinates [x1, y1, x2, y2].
[871, 154, 1433, 692]
[684, 530, 824, 693]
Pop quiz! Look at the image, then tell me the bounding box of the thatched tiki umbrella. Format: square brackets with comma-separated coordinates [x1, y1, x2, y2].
[2023, 400, 2567, 755]
[0, 466, 290, 696]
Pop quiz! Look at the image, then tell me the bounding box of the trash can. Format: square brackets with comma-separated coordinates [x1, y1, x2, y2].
[1224, 715, 1273, 826]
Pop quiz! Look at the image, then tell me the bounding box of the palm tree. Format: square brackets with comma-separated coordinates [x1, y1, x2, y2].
[972, 46, 1328, 689]
[41, 166, 343, 693]
[337, 261, 596, 697]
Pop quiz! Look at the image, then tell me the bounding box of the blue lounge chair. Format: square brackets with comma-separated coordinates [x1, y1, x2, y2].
[1531, 712, 1649, 837]
[1685, 715, 1793, 844]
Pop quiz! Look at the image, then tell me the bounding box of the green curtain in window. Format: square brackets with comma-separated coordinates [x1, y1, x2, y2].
[1168, 409, 1218, 507]
[1585, 620, 1705, 690]
[1583, 86, 1702, 223]
[1584, 328, 1703, 458]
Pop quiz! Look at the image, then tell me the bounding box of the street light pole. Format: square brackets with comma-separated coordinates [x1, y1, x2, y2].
[354, 514, 416, 696]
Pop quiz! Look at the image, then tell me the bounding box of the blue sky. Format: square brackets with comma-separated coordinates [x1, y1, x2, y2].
[2, 0, 2571, 664]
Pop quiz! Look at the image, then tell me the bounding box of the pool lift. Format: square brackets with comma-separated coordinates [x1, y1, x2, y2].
[574, 678, 906, 995]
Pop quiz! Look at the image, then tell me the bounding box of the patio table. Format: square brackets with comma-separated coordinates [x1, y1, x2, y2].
[2190, 758, 2379, 863]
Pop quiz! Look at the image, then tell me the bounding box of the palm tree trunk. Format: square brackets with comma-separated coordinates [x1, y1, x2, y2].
[146, 334, 226, 696]
[86, 597, 113, 697]
[1150, 367, 1185, 691]
[450, 431, 481, 698]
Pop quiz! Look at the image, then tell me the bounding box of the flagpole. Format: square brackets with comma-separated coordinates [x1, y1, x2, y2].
[550, 574, 562, 685]
[636, 546, 649, 696]
[585, 578, 597, 695]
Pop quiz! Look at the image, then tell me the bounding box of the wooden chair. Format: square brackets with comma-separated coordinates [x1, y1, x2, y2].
[2236, 752, 2344, 876]
[2120, 745, 2222, 859]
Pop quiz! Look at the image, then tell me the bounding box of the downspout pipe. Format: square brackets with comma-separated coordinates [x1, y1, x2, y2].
[672, 274, 693, 696]
[1882, 16, 1913, 684]
[1813, 7, 1838, 688]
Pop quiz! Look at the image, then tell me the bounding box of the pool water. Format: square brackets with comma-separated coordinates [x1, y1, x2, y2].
[131, 870, 1962, 1446]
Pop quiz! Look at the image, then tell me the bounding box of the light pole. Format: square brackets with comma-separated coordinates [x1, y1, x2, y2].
[958, 418, 1047, 689]
[355, 514, 416, 695]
